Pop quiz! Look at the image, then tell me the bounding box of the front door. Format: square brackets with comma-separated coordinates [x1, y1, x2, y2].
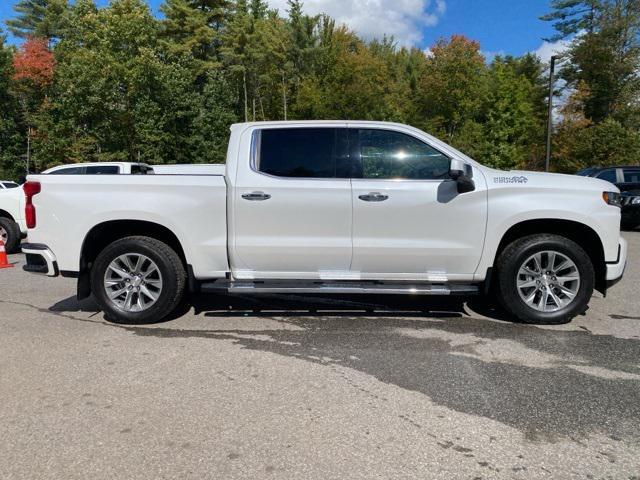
[232, 126, 353, 280]
[350, 127, 488, 281]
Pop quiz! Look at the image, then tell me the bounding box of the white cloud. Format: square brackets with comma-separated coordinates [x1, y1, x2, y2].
[481, 50, 505, 63]
[266, 0, 447, 47]
[531, 39, 574, 120]
[533, 38, 571, 64]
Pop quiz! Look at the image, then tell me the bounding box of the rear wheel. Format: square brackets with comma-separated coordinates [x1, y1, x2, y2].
[496, 234, 594, 324]
[91, 236, 186, 324]
[0, 217, 21, 254]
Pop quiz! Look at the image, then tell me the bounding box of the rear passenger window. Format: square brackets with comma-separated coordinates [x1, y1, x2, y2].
[596, 169, 617, 183]
[623, 169, 640, 183]
[356, 129, 450, 180]
[85, 165, 120, 174]
[257, 128, 349, 178]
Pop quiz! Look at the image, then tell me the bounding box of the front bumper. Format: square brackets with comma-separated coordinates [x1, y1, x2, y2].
[605, 238, 627, 288]
[22, 243, 59, 277]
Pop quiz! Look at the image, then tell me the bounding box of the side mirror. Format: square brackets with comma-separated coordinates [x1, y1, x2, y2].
[449, 159, 475, 194]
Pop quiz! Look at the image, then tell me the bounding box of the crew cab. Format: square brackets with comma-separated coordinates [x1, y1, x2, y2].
[22, 121, 627, 325]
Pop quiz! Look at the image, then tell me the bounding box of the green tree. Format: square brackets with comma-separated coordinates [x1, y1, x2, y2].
[7, 0, 70, 41]
[541, 1, 603, 38]
[417, 35, 488, 142]
[0, 31, 25, 179]
[220, 0, 251, 121]
[295, 26, 402, 121]
[35, 0, 236, 167]
[480, 60, 538, 170]
[544, 0, 640, 123]
[160, 0, 228, 70]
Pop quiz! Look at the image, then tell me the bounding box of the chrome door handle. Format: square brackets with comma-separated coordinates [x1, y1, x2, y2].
[242, 191, 271, 201]
[358, 192, 389, 202]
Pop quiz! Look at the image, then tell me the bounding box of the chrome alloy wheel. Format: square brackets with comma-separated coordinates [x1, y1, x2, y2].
[103, 253, 163, 312]
[516, 250, 580, 313]
[0, 226, 7, 244]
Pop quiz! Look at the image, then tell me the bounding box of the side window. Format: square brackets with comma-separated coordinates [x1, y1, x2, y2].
[357, 129, 450, 180]
[623, 168, 640, 183]
[257, 128, 349, 178]
[596, 169, 617, 183]
[49, 166, 85, 175]
[85, 165, 120, 175]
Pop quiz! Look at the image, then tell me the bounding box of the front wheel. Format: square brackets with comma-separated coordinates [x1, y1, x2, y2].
[496, 234, 594, 325]
[91, 236, 186, 324]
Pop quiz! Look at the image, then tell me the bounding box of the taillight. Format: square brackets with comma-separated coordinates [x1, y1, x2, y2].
[23, 181, 41, 229]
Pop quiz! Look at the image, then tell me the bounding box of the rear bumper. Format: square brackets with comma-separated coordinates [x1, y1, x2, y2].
[22, 243, 59, 277]
[606, 238, 627, 287]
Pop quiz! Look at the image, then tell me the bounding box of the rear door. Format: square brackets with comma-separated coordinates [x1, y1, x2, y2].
[349, 127, 488, 281]
[231, 126, 354, 280]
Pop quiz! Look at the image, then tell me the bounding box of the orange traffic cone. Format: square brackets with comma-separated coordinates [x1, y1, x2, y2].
[0, 239, 13, 269]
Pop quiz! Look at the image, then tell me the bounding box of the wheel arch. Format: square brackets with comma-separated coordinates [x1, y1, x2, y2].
[77, 220, 188, 300]
[493, 219, 606, 294]
[0, 209, 15, 222]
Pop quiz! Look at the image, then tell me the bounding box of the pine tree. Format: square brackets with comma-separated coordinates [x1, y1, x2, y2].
[7, 0, 69, 40]
[160, 0, 228, 66]
[540, 0, 603, 39]
[250, 0, 268, 19]
[544, 0, 640, 123]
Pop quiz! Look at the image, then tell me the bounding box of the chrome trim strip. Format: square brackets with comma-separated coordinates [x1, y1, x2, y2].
[228, 285, 452, 295]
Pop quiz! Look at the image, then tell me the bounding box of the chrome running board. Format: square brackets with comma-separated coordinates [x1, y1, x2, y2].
[200, 280, 479, 296]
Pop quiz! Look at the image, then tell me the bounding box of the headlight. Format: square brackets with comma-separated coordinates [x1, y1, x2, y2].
[631, 196, 640, 205]
[603, 191, 622, 207]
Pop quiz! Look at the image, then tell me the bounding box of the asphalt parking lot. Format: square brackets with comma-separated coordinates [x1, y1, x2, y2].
[1, 232, 639, 479]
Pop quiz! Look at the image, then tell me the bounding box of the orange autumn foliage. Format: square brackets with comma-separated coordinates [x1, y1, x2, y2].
[12, 37, 55, 87]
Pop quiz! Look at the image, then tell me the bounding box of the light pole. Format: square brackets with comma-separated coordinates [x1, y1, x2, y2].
[545, 55, 558, 172]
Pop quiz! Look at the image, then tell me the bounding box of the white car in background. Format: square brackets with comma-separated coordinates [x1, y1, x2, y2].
[41, 162, 225, 176]
[0, 185, 26, 253]
[42, 162, 153, 175]
[0, 181, 20, 189]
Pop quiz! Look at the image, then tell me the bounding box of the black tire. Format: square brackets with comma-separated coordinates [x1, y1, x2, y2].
[0, 217, 21, 254]
[496, 234, 594, 325]
[621, 222, 639, 231]
[91, 236, 186, 324]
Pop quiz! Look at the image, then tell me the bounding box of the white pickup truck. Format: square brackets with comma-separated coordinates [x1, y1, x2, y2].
[22, 121, 627, 325]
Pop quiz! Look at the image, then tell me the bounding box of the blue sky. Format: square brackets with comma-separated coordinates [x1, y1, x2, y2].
[0, 0, 560, 59]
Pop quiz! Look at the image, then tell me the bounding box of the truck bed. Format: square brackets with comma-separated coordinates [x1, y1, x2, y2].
[27, 173, 230, 279]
